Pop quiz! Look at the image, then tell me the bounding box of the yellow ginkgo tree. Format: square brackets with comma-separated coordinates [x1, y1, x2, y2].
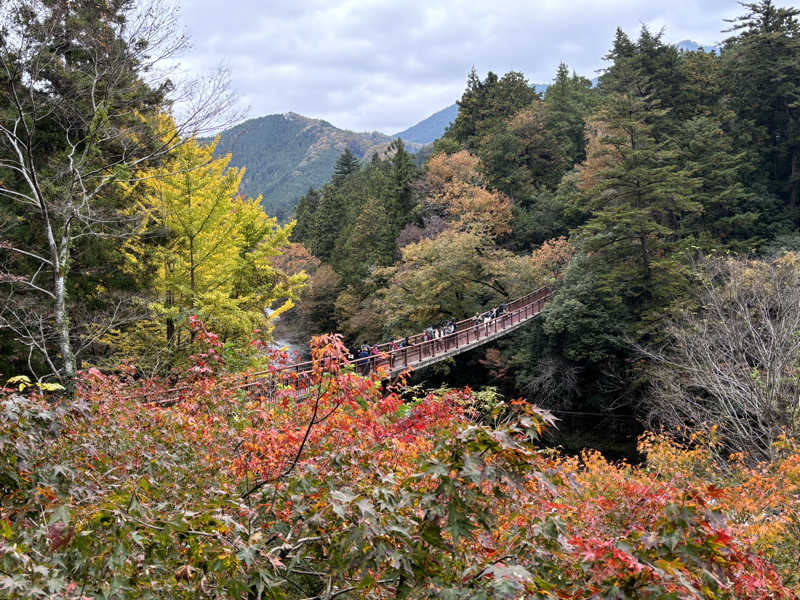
[114, 128, 305, 368]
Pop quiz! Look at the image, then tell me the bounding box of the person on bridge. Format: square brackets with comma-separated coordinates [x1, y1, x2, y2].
[358, 343, 370, 375]
[434, 326, 443, 352]
[370, 344, 380, 372]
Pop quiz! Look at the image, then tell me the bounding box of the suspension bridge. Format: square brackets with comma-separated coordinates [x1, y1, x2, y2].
[131, 287, 552, 402]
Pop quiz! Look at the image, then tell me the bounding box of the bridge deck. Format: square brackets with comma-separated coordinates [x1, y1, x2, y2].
[254, 287, 552, 387]
[130, 287, 552, 402]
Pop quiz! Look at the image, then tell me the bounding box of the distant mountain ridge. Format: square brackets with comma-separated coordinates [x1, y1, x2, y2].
[213, 46, 703, 220]
[212, 113, 395, 220]
[393, 104, 458, 145]
[394, 83, 549, 147]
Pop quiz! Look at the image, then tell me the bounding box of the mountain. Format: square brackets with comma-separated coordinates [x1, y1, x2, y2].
[394, 104, 459, 145]
[395, 84, 549, 146]
[211, 113, 393, 220]
[214, 84, 553, 220]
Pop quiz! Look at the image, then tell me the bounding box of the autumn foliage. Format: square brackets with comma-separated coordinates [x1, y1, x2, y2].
[1, 331, 798, 598]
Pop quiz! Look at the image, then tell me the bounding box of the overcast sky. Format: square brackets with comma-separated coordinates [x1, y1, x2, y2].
[176, 0, 746, 134]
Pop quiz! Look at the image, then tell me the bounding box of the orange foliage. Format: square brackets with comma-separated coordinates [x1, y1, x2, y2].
[3, 331, 799, 597]
[528, 236, 575, 284]
[269, 241, 320, 275]
[578, 119, 622, 191]
[425, 151, 512, 237]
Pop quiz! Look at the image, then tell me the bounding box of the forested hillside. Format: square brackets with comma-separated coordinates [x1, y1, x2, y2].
[212, 113, 401, 220]
[290, 8, 800, 455]
[2, 0, 799, 597]
[214, 85, 554, 220]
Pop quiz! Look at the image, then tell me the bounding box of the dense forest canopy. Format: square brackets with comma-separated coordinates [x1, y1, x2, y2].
[2, 0, 800, 597]
[291, 0, 800, 449]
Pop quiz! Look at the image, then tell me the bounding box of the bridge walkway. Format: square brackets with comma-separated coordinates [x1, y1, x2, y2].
[128, 287, 552, 402]
[238, 287, 552, 392]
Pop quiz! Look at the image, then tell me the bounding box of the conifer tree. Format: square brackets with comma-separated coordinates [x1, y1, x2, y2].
[479, 102, 567, 202]
[332, 148, 361, 186]
[311, 185, 346, 261]
[336, 196, 396, 285]
[722, 0, 800, 216]
[292, 188, 320, 243]
[677, 117, 759, 251]
[448, 69, 539, 151]
[574, 71, 701, 331]
[386, 139, 418, 231]
[544, 63, 595, 166]
[599, 28, 636, 94]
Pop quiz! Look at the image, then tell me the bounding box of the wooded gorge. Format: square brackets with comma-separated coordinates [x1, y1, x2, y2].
[289, 7, 800, 458]
[1, 0, 800, 597]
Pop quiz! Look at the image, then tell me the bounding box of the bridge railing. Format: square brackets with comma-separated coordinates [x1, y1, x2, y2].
[212, 287, 554, 389]
[281, 286, 551, 379]
[125, 287, 552, 401]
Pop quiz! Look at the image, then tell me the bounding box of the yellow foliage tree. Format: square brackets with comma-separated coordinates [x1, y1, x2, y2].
[424, 151, 512, 237]
[113, 130, 304, 368]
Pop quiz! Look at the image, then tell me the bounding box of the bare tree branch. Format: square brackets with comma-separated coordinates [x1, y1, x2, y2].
[642, 255, 800, 461]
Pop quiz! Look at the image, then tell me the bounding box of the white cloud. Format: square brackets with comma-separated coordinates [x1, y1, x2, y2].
[175, 0, 744, 133]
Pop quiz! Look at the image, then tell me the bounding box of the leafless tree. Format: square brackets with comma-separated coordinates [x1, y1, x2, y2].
[643, 255, 800, 461]
[0, 0, 240, 385]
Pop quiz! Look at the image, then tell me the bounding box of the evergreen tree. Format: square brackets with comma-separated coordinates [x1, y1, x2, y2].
[677, 117, 760, 251]
[674, 48, 726, 119]
[635, 27, 685, 122]
[332, 148, 361, 186]
[574, 77, 701, 332]
[722, 0, 800, 218]
[544, 63, 596, 166]
[599, 28, 636, 95]
[386, 139, 418, 231]
[600, 27, 685, 138]
[447, 69, 540, 150]
[292, 188, 320, 244]
[310, 185, 345, 261]
[479, 102, 567, 203]
[0, 0, 174, 382]
[336, 196, 396, 284]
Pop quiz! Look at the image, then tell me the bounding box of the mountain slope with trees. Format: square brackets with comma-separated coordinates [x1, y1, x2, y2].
[286, 1, 800, 461]
[211, 113, 398, 220]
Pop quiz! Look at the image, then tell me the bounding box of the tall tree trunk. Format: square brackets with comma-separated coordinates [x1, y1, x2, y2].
[791, 150, 798, 215]
[189, 235, 196, 342]
[166, 287, 175, 345]
[44, 210, 76, 386]
[54, 269, 76, 383]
